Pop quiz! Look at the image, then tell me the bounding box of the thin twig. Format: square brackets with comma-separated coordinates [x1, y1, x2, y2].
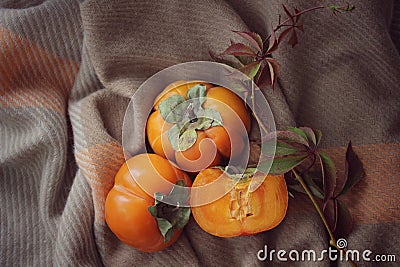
[263, 6, 325, 45]
[293, 170, 357, 267]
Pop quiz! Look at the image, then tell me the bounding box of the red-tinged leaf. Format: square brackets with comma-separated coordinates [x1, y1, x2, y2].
[296, 18, 305, 32]
[319, 152, 337, 210]
[314, 129, 322, 147]
[288, 127, 309, 143]
[294, 8, 301, 21]
[266, 58, 280, 90]
[325, 199, 353, 238]
[334, 200, 353, 238]
[208, 50, 243, 69]
[282, 4, 294, 23]
[324, 199, 337, 232]
[267, 23, 279, 53]
[275, 130, 310, 147]
[221, 43, 257, 57]
[233, 31, 263, 52]
[230, 40, 254, 65]
[338, 141, 365, 196]
[299, 127, 317, 146]
[239, 60, 262, 79]
[256, 64, 272, 88]
[278, 27, 293, 44]
[288, 29, 298, 48]
[236, 55, 254, 65]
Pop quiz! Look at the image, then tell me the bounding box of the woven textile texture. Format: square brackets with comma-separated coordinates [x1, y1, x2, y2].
[0, 0, 399, 266]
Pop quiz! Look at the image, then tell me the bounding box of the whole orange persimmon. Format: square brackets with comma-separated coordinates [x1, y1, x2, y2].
[105, 153, 192, 252]
[146, 80, 251, 172]
[191, 168, 288, 237]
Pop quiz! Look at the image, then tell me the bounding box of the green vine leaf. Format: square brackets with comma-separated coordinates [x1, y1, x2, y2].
[275, 141, 299, 156]
[275, 130, 310, 147]
[230, 39, 256, 66]
[299, 127, 317, 146]
[319, 152, 337, 210]
[288, 127, 309, 143]
[261, 154, 308, 175]
[209, 50, 243, 69]
[221, 43, 257, 57]
[233, 31, 263, 52]
[239, 60, 262, 79]
[314, 129, 323, 147]
[303, 173, 324, 200]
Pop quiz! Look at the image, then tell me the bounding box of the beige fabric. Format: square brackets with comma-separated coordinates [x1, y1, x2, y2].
[0, 0, 399, 266]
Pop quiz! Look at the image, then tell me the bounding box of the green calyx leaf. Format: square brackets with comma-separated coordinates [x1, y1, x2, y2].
[155, 218, 174, 243]
[213, 166, 256, 181]
[148, 180, 191, 243]
[169, 126, 197, 151]
[186, 84, 207, 105]
[204, 108, 223, 125]
[159, 84, 223, 152]
[159, 95, 187, 123]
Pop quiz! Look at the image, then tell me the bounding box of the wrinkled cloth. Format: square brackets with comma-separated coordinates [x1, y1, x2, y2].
[0, 0, 399, 266]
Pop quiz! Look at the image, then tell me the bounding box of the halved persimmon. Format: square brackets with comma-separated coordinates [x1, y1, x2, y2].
[191, 168, 288, 237]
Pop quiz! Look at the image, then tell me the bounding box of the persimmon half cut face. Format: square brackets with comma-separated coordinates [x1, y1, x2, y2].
[146, 80, 251, 173]
[191, 168, 288, 237]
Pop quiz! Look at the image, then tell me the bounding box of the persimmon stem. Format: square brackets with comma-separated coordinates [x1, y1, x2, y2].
[292, 170, 357, 267]
[187, 103, 198, 123]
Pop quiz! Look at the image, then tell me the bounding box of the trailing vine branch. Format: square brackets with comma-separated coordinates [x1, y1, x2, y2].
[210, 3, 363, 267]
[293, 170, 357, 267]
